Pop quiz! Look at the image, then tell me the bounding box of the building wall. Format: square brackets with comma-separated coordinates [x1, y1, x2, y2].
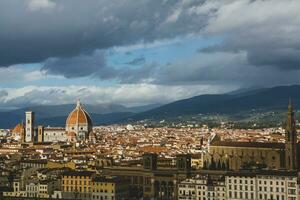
[47, 161, 76, 170]
[191, 157, 204, 169]
[256, 175, 297, 200]
[206, 145, 284, 170]
[43, 128, 67, 142]
[102, 167, 190, 199]
[91, 182, 115, 200]
[62, 173, 92, 200]
[178, 176, 226, 200]
[37, 126, 44, 143]
[66, 123, 90, 141]
[226, 175, 256, 200]
[178, 172, 299, 200]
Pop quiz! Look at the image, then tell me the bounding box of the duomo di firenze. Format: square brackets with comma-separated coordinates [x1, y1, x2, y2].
[22, 100, 93, 143]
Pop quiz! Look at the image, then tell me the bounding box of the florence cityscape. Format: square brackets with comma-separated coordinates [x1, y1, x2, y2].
[2, 0, 300, 200]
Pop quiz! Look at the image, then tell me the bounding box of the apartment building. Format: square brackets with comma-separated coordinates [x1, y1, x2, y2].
[179, 171, 299, 200]
[178, 174, 226, 200]
[91, 176, 129, 200]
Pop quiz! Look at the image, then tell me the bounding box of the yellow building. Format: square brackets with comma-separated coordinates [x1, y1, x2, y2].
[62, 171, 95, 200]
[47, 160, 76, 169]
[91, 176, 129, 200]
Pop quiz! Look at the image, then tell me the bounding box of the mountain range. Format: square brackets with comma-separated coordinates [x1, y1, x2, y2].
[129, 85, 300, 121]
[0, 103, 160, 128]
[1, 85, 300, 129]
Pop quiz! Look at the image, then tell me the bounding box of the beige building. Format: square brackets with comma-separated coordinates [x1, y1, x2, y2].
[206, 140, 285, 170]
[178, 174, 226, 200]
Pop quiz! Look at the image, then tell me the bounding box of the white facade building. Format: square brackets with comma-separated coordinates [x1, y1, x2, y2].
[226, 173, 256, 200]
[256, 174, 297, 200]
[179, 171, 299, 200]
[43, 127, 67, 142]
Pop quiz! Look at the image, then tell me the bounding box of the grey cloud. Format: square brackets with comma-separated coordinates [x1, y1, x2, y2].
[42, 50, 152, 81]
[201, 0, 300, 71]
[41, 50, 115, 78]
[138, 51, 300, 88]
[0, 90, 8, 98]
[0, 0, 208, 67]
[2, 0, 300, 90]
[247, 48, 300, 70]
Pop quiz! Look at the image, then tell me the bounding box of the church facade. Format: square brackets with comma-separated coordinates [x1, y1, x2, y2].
[21, 100, 93, 143]
[205, 101, 299, 171]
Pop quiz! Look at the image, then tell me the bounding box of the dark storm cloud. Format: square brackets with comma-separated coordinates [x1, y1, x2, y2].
[41, 50, 118, 79]
[0, 0, 208, 67]
[2, 0, 300, 89]
[125, 56, 146, 66]
[150, 0, 300, 87]
[247, 49, 300, 70]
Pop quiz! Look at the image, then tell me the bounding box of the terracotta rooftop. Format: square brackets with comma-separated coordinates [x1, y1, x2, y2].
[66, 100, 92, 126]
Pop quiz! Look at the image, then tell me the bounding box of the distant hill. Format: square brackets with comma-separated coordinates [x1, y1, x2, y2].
[125, 85, 300, 122]
[2, 85, 300, 128]
[0, 103, 161, 129]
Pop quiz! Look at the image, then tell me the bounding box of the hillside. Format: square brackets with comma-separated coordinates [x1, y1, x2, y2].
[0, 103, 160, 128]
[126, 85, 300, 122]
[2, 85, 300, 129]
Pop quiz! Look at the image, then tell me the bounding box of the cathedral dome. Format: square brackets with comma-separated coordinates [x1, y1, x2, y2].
[66, 100, 92, 126]
[66, 101, 93, 141]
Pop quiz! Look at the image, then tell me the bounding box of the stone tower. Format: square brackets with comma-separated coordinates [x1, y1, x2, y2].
[25, 111, 34, 143]
[285, 100, 298, 170]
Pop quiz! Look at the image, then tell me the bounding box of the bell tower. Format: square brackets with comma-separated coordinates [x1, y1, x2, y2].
[25, 111, 34, 143]
[285, 100, 298, 170]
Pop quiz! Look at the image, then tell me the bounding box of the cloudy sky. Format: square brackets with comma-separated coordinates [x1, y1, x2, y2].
[1, 0, 300, 108]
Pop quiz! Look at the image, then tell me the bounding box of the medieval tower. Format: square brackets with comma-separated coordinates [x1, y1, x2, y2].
[285, 100, 298, 170]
